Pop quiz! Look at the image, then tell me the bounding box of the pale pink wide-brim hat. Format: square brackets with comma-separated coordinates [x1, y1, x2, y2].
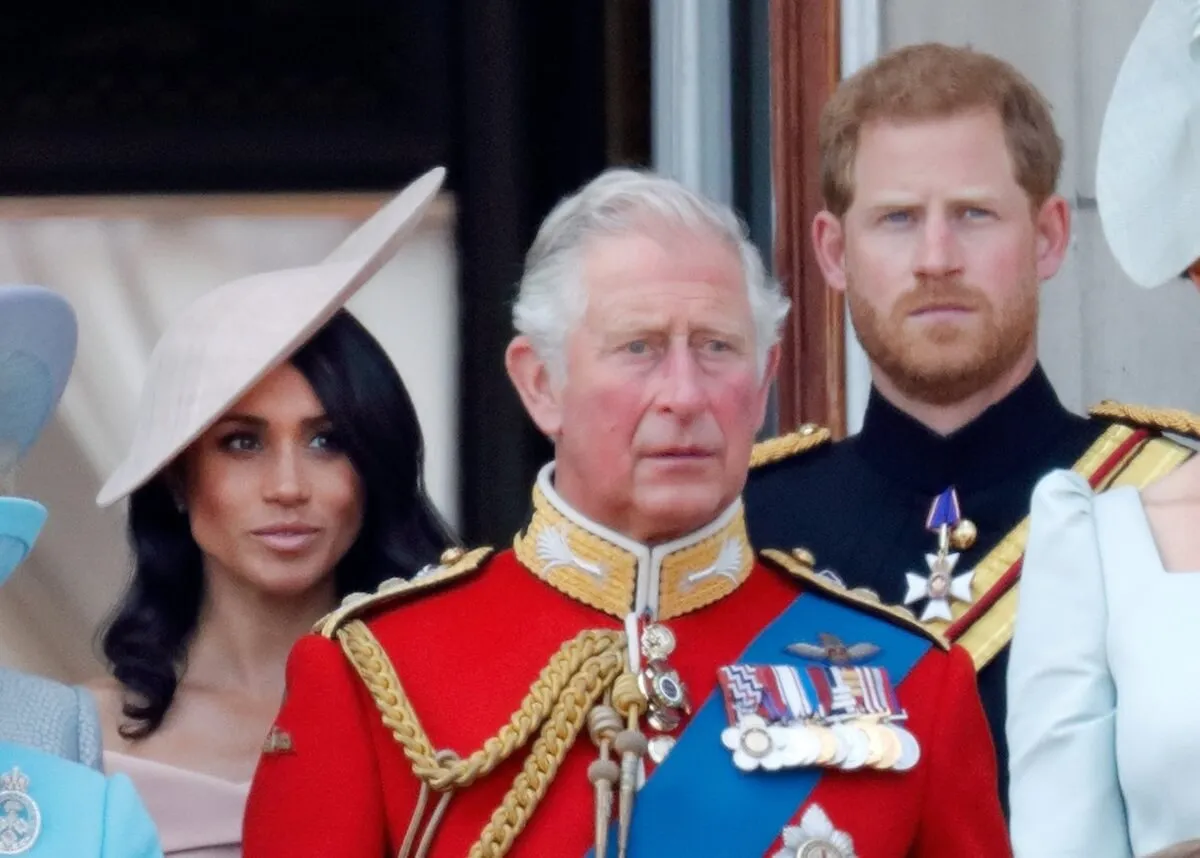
[1096, 0, 1200, 288]
[96, 166, 446, 507]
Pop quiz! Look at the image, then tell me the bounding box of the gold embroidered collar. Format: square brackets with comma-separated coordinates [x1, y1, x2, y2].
[513, 464, 754, 621]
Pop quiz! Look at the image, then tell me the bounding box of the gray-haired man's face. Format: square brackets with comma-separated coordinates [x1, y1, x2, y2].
[540, 226, 776, 543]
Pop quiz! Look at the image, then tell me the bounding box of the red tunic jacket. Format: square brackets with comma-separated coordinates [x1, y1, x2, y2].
[245, 489, 1008, 858]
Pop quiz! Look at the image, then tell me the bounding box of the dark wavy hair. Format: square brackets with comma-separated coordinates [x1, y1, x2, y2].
[99, 309, 457, 739]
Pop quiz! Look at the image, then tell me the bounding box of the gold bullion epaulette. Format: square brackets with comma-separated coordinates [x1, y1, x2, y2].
[759, 547, 950, 652]
[750, 423, 832, 469]
[315, 546, 494, 638]
[1090, 400, 1200, 442]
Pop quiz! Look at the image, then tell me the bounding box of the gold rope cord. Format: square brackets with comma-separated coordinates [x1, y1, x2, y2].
[469, 644, 627, 857]
[337, 621, 632, 858]
[1092, 400, 1200, 440]
[749, 425, 832, 468]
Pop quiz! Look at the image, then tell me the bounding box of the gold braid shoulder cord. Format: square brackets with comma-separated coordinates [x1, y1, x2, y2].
[1091, 400, 1200, 440]
[749, 425, 831, 469]
[337, 619, 646, 858]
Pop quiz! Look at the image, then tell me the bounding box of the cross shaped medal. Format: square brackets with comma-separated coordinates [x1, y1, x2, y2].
[903, 487, 977, 622]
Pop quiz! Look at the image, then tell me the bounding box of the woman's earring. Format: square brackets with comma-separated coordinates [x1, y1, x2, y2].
[166, 474, 188, 515]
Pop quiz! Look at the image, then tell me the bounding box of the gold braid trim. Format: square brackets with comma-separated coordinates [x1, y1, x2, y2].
[337, 620, 631, 858]
[513, 489, 638, 618]
[316, 546, 495, 638]
[750, 425, 832, 468]
[513, 484, 753, 621]
[760, 548, 950, 651]
[1090, 400, 1200, 441]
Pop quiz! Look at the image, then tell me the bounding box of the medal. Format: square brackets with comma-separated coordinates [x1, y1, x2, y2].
[831, 723, 870, 770]
[809, 724, 842, 766]
[640, 623, 676, 660]
[775, 805, 857, 858]
[718, 664, 815, 772]
[0, 767, 40, 855]
[716, 660, 921, 774]
[904, 488, 977, 622]
[721, 715, 817, 772]
[859, 722, 888, 768]
[637, 619, 692, 735]
[784, 725, 822, 768]
[717, 631, 923, 775]
[870, 723, 904, 770]
[890, 724, 922, 771]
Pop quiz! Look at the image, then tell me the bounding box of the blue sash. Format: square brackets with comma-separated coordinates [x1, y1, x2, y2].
[585, 591, 933, 857]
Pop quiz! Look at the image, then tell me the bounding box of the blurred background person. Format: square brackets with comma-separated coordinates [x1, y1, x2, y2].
[0, 283, 161, 856]
[0, 284, 101, 767]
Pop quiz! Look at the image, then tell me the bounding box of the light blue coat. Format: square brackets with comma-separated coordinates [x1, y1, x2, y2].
[1008, 470, 1200, 857]
[0, 668, 101, 769]
[0, 740, 161, 856]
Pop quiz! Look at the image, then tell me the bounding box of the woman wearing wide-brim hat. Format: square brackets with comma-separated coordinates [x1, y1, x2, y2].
[1007, 2, 1200, 855]
[87, 168, 458, 857]
[0, 283, 161, 856]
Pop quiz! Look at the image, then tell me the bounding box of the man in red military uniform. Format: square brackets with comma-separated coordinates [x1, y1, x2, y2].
[244, 169, 1010, 857]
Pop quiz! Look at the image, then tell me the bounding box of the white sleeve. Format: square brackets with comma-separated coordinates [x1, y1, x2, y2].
[1007, 469, 1131, 858]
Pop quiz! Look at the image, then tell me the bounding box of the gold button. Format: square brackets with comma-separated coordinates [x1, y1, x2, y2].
[440, 546, 466, 565]
[852, 587, 881, 604]
[791, 547, 816, 567]
[797, 423, 817, 435]
[950, 519, 977, 551]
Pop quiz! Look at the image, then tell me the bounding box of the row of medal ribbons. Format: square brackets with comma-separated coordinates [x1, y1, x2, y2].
[717, 663, 921, 773]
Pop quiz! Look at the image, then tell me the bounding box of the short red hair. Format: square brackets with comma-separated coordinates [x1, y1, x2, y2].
[819, 43, 1062, 216]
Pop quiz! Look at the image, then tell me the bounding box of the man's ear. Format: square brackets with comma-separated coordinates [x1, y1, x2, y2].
[505, 335, 564, 438]
[812, 210, 849, 294]
[1033, 194, 1071, 282]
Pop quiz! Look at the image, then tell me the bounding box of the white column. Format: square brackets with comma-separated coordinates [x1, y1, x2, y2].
[651, 0, 734, 203]
[840, 0, 881, 432]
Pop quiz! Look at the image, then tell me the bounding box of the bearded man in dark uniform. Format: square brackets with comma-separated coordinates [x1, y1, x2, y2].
[744, 42, 1197, 812]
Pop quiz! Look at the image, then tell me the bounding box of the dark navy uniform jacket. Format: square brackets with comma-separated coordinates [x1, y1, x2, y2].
[744, 366, 1105, 813]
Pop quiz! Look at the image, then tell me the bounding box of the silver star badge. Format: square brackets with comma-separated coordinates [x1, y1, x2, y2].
[903, 552, 975, 622]
[774, 804, 857, 858]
